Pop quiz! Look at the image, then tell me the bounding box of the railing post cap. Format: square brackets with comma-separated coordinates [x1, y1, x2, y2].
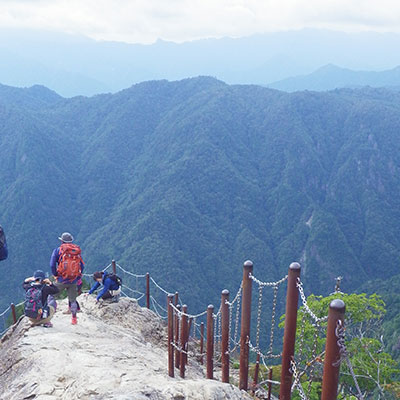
[289, 262, 301, 270]
[330, 299, 346, 312]
[208, 304, 214, 310]
[243, 260, 253, 268]
[168, 294, 174, 299]
[176, 304, 181, 310]
[222, 289, 229, 295]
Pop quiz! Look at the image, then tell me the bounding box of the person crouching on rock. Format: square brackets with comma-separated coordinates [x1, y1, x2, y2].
[87, 271, 121, 303]
[23, 270, 59, 328]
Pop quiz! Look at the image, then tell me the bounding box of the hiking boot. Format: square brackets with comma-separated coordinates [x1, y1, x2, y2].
[111, 294, 120, 303]
[43, 322, 53, 328]
[63, 308, 71, 315]
[71, 316, 77, 325]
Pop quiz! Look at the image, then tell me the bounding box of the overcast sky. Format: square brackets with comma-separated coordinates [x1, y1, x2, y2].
[1, 0, 399, 44]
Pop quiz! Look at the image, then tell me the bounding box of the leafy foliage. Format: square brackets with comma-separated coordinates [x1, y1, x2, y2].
[281, 292, 400, 399]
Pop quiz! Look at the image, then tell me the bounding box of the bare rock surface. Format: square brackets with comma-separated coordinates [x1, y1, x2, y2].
[0, 296, 251, 400]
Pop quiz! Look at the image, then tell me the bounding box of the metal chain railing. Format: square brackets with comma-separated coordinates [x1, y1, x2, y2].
[290, 358, 309, 400]
[297, 278, 328, 324]
[116, 264, 147, 279]
[227, 284, 242, 353]
[268, 284, 279, 356]
[249, 272, 288, 287]
[335, 320, 365, 400]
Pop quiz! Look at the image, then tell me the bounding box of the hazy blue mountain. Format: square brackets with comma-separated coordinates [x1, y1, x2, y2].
[2, 28, 400, 96]
[1, 79, 400, 323]
[268, 64, 400, 92]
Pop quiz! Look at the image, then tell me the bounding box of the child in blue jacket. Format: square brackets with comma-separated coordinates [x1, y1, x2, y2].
[88, 271, 121, 303]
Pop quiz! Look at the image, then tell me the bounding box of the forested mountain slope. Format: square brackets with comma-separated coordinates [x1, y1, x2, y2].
[1, 79, 400, 313]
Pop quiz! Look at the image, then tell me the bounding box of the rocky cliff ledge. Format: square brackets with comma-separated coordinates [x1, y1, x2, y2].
[0, 296, 251, 399]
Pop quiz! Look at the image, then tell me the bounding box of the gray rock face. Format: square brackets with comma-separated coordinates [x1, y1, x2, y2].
[0, 297, 251, 399]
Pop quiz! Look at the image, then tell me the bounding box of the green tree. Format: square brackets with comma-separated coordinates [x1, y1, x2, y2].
[280, 292, 400, 399]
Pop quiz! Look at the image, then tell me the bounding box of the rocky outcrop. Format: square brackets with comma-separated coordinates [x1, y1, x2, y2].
[0, 296, 251, 399]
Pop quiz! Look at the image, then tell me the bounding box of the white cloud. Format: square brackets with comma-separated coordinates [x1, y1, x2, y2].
[0, 0, 399, 43]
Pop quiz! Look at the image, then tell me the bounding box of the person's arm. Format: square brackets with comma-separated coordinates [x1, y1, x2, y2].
[0, 226, 7, 261]
[22, 278, 34, 290]
[50, 248, 59, 276]
[43, 283, 60, 296]
[89, 281, 100, 295]
[96, 278, 112, 301]
[79, 253, 84, 274]
[80, 260, 84, 275]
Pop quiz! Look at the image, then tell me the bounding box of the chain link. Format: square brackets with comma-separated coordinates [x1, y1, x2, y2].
[229, 286, 242, 353]
[307, 326, 319, 397]
[268, 284, 279, 355]
[213, 313, 218, 359]
[335, 320, 365, 400]
[249, 339, 282, 359]
[290, 359, 309, 400]
[298, 310, 306, 363]
[116, 263, 146, 278]
[218, 312, 222, 356]
[256, 285, 263, 350]
[297, 278, 328, 324]
[249, 272, 288, 287]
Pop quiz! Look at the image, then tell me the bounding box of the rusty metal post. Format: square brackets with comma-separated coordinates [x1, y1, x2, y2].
[146, 272, 150, 309]
[321, 299, 346, 400]
[180, 304, 188, 378]
[174, 291, 179, 306]
[252, 353, 260, 392]
[221, 289, 230, 383]
[175, 304, 181, 369]
[11, 303, 17, 324]
[167, 294, 174, 377]
[112, 259, 116, 275]
[206, 304, 214, 379]
[200, 322, 205, 365]
[239, 260, 253, 390]
[279, 262, 301, 400]
[267, 368, 273, 400]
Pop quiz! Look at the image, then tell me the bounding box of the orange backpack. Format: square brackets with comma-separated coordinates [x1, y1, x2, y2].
[57, 243, 84, 280]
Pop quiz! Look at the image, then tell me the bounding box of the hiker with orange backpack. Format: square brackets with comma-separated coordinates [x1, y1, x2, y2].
[50, 232, 84, 325]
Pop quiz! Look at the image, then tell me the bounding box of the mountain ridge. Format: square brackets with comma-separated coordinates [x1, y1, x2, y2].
[1, 78, 400, 317]
[268, 64, 400, 92]
[2, 28, 400, 96]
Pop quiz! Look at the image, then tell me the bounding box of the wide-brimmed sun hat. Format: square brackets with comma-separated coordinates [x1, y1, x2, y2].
[58, 232, 74, 243]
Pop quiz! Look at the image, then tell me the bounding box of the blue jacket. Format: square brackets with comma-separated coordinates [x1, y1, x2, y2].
[50, 247, 84, 284]
[89, 273, 120, 301]
[0, 226, 7, 261]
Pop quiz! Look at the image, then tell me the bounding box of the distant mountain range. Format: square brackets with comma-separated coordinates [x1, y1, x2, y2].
[268, 64, 400, 92]
[1, 78, 400, 319]
[2, 28, 400, 96]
